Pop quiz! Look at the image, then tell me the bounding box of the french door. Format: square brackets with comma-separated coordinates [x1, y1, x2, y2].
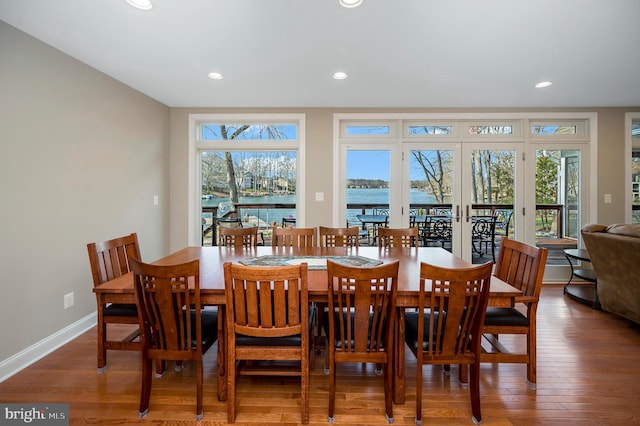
[403, 143, 521, 263]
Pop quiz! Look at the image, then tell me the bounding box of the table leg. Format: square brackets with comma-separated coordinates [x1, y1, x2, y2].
[393, 307, 406, 404]
[217, 305, 227, 401]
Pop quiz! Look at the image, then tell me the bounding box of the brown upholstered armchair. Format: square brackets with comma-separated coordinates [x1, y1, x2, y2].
[581, 223, 640, 325]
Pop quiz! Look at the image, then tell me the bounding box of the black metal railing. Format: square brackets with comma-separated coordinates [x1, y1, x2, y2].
[202, 203, 569, 246]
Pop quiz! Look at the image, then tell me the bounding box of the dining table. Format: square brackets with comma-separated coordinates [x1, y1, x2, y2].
[94, 245, 521, 404]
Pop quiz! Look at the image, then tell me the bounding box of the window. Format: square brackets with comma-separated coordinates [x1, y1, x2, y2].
[190, 114, 305, 246]
[407, 125, 453, 135]
[530, 120, 587, 139]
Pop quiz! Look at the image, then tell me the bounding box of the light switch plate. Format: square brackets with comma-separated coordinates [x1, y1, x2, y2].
[604, 194, 612, 203]
[315, 192, 324, 201]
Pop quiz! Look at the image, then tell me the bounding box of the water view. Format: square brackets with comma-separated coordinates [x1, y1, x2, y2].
[203, 188, 438, 227]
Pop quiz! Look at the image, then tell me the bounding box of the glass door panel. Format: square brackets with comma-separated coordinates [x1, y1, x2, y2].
[633, 150, 640, 224]
[632, 119, 640, 223]
[408, 148, 456, 252]
[464, 148, 516, 264]
[534, 149, 582, 262]
[346, 149, 391, 245]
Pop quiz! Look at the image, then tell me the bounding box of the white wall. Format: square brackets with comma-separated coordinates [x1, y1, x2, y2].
[0, 22, 170, 367]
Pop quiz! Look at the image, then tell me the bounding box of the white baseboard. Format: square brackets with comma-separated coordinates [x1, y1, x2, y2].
[0, 313, 96, 382]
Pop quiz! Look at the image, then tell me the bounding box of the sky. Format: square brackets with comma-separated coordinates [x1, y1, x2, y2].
[347, 150, 390, 180]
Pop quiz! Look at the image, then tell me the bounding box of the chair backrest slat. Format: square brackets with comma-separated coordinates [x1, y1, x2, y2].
[494, 237, 547, 299]
[319, 226, 359, 248]
[131, 258, 200, 353]
[272, 227, 317, 247]
[224, 262, 308, 338]
[218, 226, 259, 248]
[88, 233, 141, 286]
[327, 260, 399, 355]
[378, 227, 419, 248]
[418, 261, 493, 360]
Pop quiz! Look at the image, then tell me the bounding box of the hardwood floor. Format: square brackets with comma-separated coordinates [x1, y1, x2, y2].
[1, 285, 639, 425]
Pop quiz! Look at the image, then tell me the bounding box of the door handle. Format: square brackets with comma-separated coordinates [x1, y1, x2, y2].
[466, 205, 470, 222]
[455, 205, 461, 222]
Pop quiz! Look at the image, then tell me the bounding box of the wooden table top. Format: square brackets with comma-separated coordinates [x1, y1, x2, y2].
[94, 246, 521, 307]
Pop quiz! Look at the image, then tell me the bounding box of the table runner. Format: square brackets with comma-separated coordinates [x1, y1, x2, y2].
[239, 255, 383, 270]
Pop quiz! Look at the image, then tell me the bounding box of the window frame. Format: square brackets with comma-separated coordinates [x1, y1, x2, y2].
[188, 113, 306, 246]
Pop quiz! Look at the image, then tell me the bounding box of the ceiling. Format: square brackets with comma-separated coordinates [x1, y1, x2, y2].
[2, 0, 639, 108]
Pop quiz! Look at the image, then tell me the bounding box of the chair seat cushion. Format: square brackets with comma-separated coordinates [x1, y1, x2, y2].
[483, 307, 529, 327]
[103, 303, 138, 317]
[404, 310, 445, 351]
[190, 308, 218, 348]
[322, 310, 388, 349]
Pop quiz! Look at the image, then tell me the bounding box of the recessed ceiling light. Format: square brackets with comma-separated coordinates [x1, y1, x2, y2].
[208, 72, 224, 80]
[339, 0, 363, 8]
[535, 81, 553, 89]
[126, 0, 153, 10]
[333, 72, 348, 80]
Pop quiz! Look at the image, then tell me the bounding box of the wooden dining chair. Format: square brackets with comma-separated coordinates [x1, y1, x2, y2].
[315, 226, 361, 353]
[130, 258, 218, 420]
[324, 259, 399, 424]
[480, 237, 548, 389]
[218, 226, 259, 248]
[87, 232, 142, 373]
[272, 226, 317, 247]
[223, 262, 312, 424]
[378, 226, 420, 248]
[404, 261, 493, 425]
[319, 226, 359, 248]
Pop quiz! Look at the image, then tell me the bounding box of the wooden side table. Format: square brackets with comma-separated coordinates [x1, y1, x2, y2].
[563, 249, 600, 309]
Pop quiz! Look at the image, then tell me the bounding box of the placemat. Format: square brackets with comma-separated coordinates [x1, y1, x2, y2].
[239, 255, 383, 270]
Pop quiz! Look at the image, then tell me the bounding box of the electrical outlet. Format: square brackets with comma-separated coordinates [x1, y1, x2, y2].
[64, 292, 74, 310]
[153, 195, 159, 205]
[604, 193, 612, 204]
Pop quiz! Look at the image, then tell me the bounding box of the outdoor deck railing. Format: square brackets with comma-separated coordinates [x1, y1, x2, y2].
[202, 203, 568, 246]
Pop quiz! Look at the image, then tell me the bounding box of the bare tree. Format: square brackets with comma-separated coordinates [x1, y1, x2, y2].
[220, 125, 249, 206]
[411, 150, 451, 203]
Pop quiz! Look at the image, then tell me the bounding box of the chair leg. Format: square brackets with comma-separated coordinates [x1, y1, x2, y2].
[469, 361, 482, 425]
[138, 356, 153, 418]
[302, 351, 309, 424]
[328, 359, 336, 423]
[97, 314, 107, 373]
[155, 360, 166, 378]
[227, 359, 236, 423]
[459, 364, 469, 386]
[415, 359, 423, 425]
[196, 357, 204, 420]
[383, 361, 394, 424]
[527, 326, 537, 389]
